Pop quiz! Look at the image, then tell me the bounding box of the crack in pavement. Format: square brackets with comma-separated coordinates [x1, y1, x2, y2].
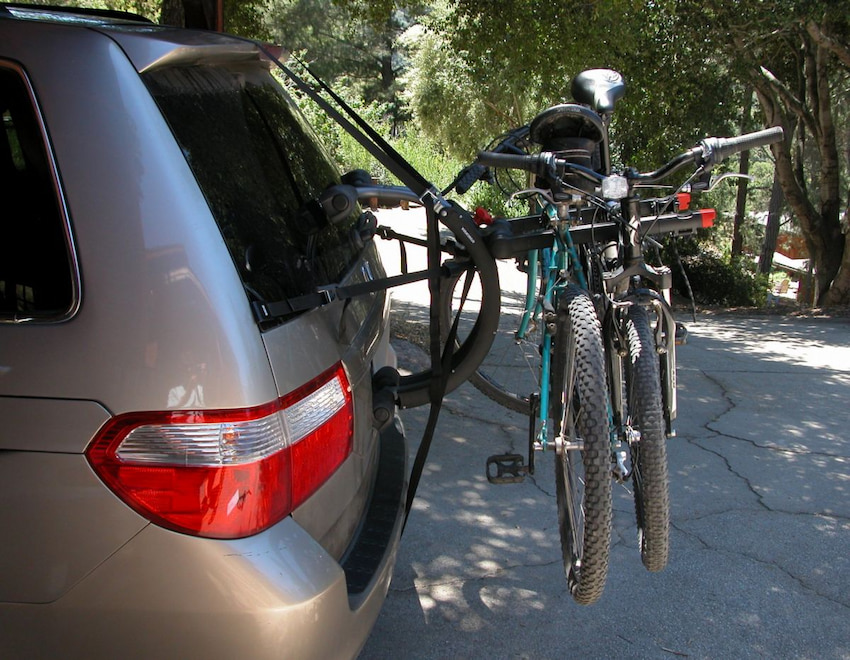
[684, 369, 849, 521]
[686, 436, 771, 511]
[698, 369, 846, 459]
[670, 520, 850, 610]
[690, 369, 792, 511]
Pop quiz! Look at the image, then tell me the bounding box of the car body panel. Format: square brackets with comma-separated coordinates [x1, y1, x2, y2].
[0, 497, 400, 659]
[0, 23, 279, 414]
[0, 450, 148, 604]
[0, 397, 110, 452]
[0, 12, 406, 658]
[106, 23, 264, 73]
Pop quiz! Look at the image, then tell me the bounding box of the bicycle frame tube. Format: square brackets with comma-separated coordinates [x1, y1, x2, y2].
[537, 233, 574, 449]
[516, 249, 540, 341]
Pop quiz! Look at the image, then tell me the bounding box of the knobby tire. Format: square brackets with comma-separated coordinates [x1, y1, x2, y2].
[624, 304, 670, 572]
[551, 285, 612, 605]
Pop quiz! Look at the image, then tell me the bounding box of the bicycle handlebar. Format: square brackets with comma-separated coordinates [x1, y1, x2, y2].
[698, 126, 784, 168]
[474, 126, 784, 189]
[475, 151, 556, 178]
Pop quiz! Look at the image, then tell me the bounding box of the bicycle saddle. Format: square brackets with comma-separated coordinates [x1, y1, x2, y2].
[571, 69, 625, 115]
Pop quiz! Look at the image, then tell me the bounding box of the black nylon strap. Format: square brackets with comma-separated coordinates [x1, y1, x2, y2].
[251, 267, 442, 322]
[256, 45, 430, 196]
[252, 39, 472, 535]
[403, 204, 444, 528]
[295, 56, 432, 195]
[403, 259, 475, 529]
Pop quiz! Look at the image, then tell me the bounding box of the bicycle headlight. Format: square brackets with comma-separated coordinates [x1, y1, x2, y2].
[602, 175, 628, 200]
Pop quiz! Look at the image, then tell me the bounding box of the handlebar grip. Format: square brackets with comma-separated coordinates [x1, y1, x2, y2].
[700, 126, 784, 167]
[455, 163, 488, 195]
[476, 151, 551, 177]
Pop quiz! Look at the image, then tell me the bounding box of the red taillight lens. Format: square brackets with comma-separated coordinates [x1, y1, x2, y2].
[86, 363, 353, 539]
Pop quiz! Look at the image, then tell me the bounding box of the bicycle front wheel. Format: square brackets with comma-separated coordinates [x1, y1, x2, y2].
[624, 303, 670, 572]
[551, 285, 612, 605]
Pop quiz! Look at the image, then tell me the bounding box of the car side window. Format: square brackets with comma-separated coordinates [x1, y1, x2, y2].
[0, 65, 75, 321]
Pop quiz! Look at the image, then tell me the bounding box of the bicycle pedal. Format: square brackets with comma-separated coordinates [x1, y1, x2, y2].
[486, 454, 528, 484]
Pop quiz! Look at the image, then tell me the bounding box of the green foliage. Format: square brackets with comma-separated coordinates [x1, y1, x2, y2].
[224, 0, 273, 38]
[420, 0, 741, 168]
[15, 0, 161, 20]
[266, 0, 428, 129]
[402, 20, 543, 160]
[664, 238, 769, 307]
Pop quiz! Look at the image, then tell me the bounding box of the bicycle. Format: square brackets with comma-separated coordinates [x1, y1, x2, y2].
[273, 54, 782, 604]
[437, 69, 783, 603]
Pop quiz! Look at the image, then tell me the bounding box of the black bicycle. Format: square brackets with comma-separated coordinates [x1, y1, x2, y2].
[436, 69, 783, 600]
[281, 55, 782, 604]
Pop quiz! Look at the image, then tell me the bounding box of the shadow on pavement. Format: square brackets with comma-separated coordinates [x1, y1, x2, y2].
[360, 294, 850, 659]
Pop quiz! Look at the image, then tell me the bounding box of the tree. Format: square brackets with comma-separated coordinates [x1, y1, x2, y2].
[158, 0, 268, 35]
[679, 0, 850, 305]
[159, 0, 218, 29]
[749, 19, 850, 305]
[410, 0, 739, 167]
[731, 92, 755, 259]
[758, 172, 785, 275]
[266, 0, 428, 132]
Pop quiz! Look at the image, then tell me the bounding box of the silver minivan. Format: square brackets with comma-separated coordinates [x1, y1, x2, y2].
[0, 5, 407, 658]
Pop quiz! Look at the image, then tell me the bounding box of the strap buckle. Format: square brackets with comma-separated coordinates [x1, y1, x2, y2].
[315, 285, 338, 303]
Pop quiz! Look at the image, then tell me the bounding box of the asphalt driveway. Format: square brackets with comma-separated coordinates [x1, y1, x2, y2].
[362, 208, 849, 660]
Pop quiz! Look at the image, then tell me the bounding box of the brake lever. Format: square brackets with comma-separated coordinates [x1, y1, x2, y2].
[706, 172, 753, 192]
[509, 187, 559, 206]
[682, 171, 753, 193]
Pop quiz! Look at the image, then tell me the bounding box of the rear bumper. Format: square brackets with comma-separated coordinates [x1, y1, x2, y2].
[1, 417, 407, 660]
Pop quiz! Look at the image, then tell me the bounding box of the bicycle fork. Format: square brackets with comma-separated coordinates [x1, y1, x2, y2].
[605, 294, 679, 484]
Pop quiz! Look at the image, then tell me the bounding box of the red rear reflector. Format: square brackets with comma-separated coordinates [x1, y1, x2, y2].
[474, 206, 494, 225]
[86, 363, 353, 539]
[698, 209, 716, 227]
[677, 192, 691, 211]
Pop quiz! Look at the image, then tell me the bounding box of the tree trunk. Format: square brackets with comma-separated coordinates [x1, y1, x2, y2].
[758, 172, 784, 275]
[731, 148, 750, 258]
[753, 88, 844, 303]
[160, 0, 184, 26]
[731, 92, 753, 259]
[749, 24, 848, 305]
[160, 0, 219, 29]
[819, 230, 850, 306]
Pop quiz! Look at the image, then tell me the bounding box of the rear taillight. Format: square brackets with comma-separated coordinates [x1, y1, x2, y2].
[86, 363, 353, 539]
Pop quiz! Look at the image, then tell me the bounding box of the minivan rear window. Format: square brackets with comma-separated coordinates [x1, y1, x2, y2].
[0, 65, 75, 322]
[144, 64, 359, 307]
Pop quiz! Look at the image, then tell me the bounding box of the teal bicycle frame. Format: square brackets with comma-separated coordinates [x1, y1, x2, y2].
[516, 206, 589, 452]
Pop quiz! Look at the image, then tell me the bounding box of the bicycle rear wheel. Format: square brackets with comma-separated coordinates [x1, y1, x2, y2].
[393, 205, 502, 409]
[624, 303, 670, 572]
[439, 257, 540, 415]
[551, 285, 612, 605]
